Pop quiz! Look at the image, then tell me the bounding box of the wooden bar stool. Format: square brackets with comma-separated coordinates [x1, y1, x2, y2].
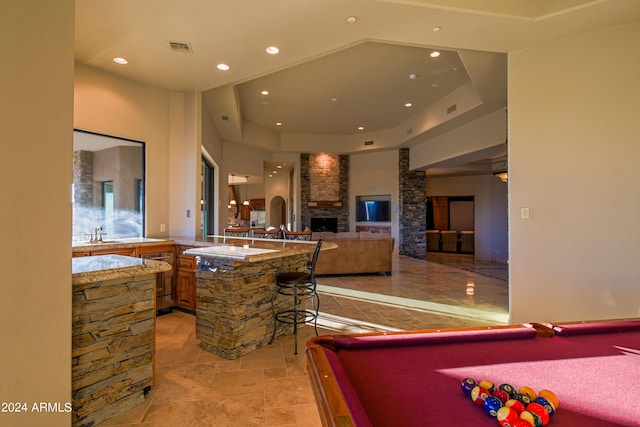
[270, 238, 323, 354]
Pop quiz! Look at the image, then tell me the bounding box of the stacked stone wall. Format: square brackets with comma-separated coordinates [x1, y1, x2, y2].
[300, 153, 349, 231]
[196, 253, 309, 359]
[399, 148, 427, 259]
[72, 273, 155, 427]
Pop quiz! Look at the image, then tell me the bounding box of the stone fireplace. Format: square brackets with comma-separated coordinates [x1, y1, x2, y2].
[300, 153, 349, 232]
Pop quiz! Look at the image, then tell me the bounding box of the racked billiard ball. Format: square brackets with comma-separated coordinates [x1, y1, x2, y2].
[526, 403, 550, 426]
[483, 396, 503, 417]
[504, 399, 525, 415]
[479, 379, 496, 393]
[518, 386, 537, 400]
[499, 383, 516, 397]
[511, 419, 534, 427]
[496, 406, 518, 424]
[537, 389, 559, 410]
[460, 378, 477, 397]
[470, 386, 490, 406]
[533, 396, 556, 417]
[493, 389, 511, 403]
[520, 410, 543, 427]
[513, 392, 532, 406]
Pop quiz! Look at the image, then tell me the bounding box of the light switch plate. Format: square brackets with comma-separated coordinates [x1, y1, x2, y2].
[521, 207, 530, 219]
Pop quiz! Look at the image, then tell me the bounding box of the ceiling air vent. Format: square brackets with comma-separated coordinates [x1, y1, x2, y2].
[168, 41, 193, 54]
[364, 140, 374, 146]
[447, 104, 457, 114]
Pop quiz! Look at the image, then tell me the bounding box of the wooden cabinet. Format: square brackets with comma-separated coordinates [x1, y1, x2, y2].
[174, 246, 197, 312]
[74, 247, 138, 257]
[250, 199, 265, 210]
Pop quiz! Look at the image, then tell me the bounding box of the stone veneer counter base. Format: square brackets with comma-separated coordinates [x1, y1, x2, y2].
[71, 255, 171, 427]
[186, 239, 336, 359]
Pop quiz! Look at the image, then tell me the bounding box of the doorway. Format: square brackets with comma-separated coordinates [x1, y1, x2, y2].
[269, 196, 286, 229]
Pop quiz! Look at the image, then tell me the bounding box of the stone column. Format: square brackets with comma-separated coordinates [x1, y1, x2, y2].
[399, 148, 427, 259]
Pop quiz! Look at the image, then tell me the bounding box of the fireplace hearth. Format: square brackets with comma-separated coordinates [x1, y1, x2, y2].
[310, 217, 338, 233]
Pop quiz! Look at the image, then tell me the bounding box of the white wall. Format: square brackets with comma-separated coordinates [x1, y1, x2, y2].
[349, 151, 400, 243]
[508, 21, 640, 323]
[427, 175, 508, 262]
[1, 1, 74, 425]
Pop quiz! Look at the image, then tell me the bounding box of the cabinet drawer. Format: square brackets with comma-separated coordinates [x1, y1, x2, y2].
[177, 256, 196, 270]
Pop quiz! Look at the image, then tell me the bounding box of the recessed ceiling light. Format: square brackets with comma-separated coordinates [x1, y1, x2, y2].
[217, 63, 230, 71]
[331, 97, 339, 102]
[268, 174, 273, 178]
[346, 16, 357, 24]
[276, 122, 282, 126]
[357, 126, 365, 131]
[265, 46, 279, 55]
[431, 82, 440, 88]
[409, 73, 418, 80]
[261, 90, 269, 95]
[113, 57, 128, 65]
[430, 51, 440, 58]
[277, 165, 282, 169]
[432, 26, 441, 32]
[405, 102, 413, 107]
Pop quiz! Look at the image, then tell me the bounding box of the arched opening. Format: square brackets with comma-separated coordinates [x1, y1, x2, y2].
[269, 196, 286, 229]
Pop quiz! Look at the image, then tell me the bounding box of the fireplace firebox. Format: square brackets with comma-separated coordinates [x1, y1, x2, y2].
[310, 217, 338, 233]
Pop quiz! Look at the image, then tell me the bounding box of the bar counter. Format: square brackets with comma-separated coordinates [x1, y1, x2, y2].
[71, 255, 171, 427]
[185, 236, 335, 359]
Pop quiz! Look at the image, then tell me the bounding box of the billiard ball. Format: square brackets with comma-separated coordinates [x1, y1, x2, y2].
[470, 386, 490, 406]
[460, 378, 477, 397]
[504, 399, 525, 415]
[520, 410, 543, 427]
[518, 386, 537, 400]
[483, 396, 503, 417]
[527, 403, 550, 426]
[537, 389, 559, 409]
[479, 379, 496, 393]
[513, 392, 532, 406]
[499, 383, 516, 397]
[493, 389, 511, 403]
[511, 419, 534, 427]
[533, 396, 556, 417]
[496, 406, 518, 424]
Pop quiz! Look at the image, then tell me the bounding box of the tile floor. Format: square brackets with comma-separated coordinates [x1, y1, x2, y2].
[97, 252, 508, 426]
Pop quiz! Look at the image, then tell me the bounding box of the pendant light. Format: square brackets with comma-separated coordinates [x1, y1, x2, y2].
[242, 176, 250, 206]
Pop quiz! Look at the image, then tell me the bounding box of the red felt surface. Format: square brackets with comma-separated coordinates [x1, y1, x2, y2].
[328, 326, 640, 426]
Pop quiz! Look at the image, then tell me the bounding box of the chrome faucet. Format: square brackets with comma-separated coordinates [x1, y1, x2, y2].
[89, 226, 103, 242]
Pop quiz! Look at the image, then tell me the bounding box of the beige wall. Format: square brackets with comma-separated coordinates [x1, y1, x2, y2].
[0, 1, 74, 425]
[74, 63, 172, 238]
[349, 150, 400, 241]
[508, 21, 640, 323]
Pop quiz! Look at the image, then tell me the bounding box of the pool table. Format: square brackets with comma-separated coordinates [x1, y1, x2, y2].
[305, 321, 640, 426]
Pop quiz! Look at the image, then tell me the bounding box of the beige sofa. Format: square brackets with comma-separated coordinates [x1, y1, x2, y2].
[312, 231, 394, 275]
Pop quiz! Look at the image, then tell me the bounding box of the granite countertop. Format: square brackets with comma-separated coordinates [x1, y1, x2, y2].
[71, 237, 214, 252]
[72, 254, 173, 285]
[184, 238, 336, 262]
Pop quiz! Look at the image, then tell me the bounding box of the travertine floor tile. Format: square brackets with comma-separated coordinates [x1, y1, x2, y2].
[96, 253, 507, 426]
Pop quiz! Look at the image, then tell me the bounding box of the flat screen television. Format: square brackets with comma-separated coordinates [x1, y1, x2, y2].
[356, 195, 391, 222]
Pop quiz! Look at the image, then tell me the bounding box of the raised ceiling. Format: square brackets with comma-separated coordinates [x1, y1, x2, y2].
[75, 0, 640, 175]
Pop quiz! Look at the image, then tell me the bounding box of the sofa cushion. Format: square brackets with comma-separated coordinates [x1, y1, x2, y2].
[334, 232, 360, 240]
[358, 231, 391, 240]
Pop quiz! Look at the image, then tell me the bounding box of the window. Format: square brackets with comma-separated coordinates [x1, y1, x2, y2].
[72, 130, 145, 241]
